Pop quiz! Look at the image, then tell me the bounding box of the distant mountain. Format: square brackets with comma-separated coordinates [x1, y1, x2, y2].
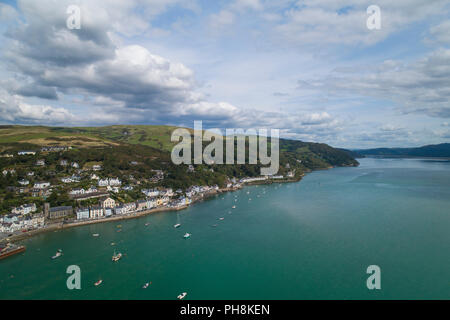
[355, 143, 450, 158]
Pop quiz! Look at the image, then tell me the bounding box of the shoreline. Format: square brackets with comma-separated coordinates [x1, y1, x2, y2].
[2, 172, 309, 244]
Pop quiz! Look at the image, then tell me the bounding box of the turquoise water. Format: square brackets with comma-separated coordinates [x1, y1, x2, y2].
[1, 158, 449, 299]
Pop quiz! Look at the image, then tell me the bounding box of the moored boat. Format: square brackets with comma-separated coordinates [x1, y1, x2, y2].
[0, 243, 26, 260]
[112, 251, 122, 262]
[51, 249, 63, 259]
[177, 292, 187, 300]
[183, 233, 191, 239]
[94, 279, 102, 286]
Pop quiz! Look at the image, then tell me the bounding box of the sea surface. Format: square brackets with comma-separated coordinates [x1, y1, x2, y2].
[1, 157, 449, 299]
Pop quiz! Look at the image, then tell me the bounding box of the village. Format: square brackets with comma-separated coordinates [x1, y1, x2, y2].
[0, 147, 296, 241]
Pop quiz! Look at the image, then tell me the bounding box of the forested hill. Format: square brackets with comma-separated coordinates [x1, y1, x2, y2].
[0, 125, 358, 191]
[355, 143, 450, 158]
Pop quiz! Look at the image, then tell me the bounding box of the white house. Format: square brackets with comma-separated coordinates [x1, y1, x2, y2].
[98, 179, 108, 186]
[11, 203, 37, 215]
[34, 181, 50, 189]
[18, 179, 29, 186]
[18, 151, 36, 155]
[147, 198, 157, 209]
[160, 188, 174, 197]
[35, 159, 45, 166]
[142, 189, 159, 197]
[89, 206, 104, 219]
[2, 168, 15, 176]
[76, 208, 90, 220]
[109, 178, 121, 186]
[69, 188, 85, 196]
[86, 186, 98, 193]
[71, 162, 79, 168]
[61, 177, 73, 183]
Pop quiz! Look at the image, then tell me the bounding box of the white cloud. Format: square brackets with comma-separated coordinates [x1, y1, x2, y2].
[0, 89, 75, 124]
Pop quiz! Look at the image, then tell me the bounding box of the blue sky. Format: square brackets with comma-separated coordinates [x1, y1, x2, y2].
[0, 0, 449, 148]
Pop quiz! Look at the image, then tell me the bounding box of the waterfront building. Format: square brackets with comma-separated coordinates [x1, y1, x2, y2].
[76, 208, 90, 220]
[89, 206, 104, 219]
[45, 204, 73, 220]
[136, 199, 148, 211]
[100, 197, 116, 208]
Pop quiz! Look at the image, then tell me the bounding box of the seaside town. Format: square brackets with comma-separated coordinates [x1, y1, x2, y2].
[0, 146, 297, 244]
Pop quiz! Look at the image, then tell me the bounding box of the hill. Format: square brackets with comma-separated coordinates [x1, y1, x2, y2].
[0, 124, 358, 213]
[355, 143, 450, 158]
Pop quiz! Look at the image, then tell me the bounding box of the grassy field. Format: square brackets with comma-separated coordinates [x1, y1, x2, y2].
[0, 125, 358, 170]
[0, 126, 118, 149]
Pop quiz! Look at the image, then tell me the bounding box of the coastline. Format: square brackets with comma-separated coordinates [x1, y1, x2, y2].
[2, 172, 310, 244]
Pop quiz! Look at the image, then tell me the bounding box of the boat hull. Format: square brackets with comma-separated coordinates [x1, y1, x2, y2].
[0, 246, 26, 260]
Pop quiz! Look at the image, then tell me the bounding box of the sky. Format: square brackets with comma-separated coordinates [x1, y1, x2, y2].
[0, 0, 449, 148]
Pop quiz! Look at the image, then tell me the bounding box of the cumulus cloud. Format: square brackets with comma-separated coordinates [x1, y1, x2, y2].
[0, 0, 243, 127]
[299, 49, 450, 118]
[275, 0, 449, 47]
[0, 89, 75, 124]
[427, 20, 450, 45]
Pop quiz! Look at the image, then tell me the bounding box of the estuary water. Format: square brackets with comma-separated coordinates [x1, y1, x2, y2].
[1, 157, 449, 299]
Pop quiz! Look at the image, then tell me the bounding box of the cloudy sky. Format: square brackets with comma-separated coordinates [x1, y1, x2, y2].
[0, 0, 449, 148]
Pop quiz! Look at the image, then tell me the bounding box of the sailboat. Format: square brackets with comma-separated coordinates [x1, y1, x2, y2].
[112, 250, 122, 262]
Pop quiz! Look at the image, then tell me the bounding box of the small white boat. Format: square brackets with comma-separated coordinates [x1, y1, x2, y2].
[219, 217, 224, 221]
[174, 223, 181, 228]
[94, 279, 102, 286]
[112, 251, 122, 262]
[51, 249, 62, 259]
[92, 233, 99, 237]
[183, 233, 191, 239]
[177, 292, 187, 300]
[142, 282, 150, 289]
[145, 223, 150, 226]
[232, 205, 236, 209]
